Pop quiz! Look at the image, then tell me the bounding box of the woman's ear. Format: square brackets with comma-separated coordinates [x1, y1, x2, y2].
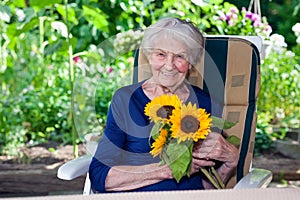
[189, 63, 193, 70]
[139, 48, 151, 65]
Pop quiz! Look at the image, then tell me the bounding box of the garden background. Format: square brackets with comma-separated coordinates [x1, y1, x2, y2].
[0, 0, 299, 197]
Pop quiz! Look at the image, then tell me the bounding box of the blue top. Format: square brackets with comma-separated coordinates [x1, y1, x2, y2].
[89, 81, 222, 193]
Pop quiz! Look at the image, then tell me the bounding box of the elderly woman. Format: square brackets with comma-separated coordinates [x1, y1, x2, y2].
[89, 17, 239, 192]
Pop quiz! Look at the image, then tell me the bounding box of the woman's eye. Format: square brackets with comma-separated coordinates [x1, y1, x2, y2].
[176, 54, 186, 60]
[157, 53, 166, 57]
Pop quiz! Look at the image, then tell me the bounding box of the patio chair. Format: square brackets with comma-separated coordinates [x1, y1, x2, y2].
[57, 35, 272, 194]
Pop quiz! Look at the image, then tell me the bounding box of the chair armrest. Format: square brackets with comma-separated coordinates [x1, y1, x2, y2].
[233, 168, 272, 189]
[57, 154, 93, 180]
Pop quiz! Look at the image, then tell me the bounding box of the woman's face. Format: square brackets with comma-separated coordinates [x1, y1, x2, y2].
[148, 38, 191, 90]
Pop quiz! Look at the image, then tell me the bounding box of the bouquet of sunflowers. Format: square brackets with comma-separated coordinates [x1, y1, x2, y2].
[144, 94, 238, 189]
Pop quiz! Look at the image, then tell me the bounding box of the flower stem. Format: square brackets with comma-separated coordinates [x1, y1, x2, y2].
[211, 167, 225, 189]
[200, 167, 221, 189]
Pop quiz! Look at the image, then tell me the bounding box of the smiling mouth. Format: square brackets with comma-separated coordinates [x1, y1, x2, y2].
[161, 71, 176, 76]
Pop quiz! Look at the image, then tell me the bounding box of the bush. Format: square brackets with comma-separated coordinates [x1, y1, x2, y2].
[258, 34, 300, 128]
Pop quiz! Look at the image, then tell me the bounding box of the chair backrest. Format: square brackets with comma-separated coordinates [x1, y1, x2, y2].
[133, 35, 262, 188]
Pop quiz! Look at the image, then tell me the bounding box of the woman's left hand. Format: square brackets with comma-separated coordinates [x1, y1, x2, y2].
[192, 132, 239, 168]
[191, 132, 239, 188]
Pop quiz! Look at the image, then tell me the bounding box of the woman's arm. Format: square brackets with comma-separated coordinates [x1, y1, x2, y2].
[105, 163, 173, 191]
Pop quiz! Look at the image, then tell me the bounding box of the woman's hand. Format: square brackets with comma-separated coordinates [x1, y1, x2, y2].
[191, 132, 239, 188]
[193, 132, 239, 167]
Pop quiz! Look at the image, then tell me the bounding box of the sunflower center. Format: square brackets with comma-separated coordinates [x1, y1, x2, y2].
[156, 105, 175, 119]
[180, 115, 200, 133]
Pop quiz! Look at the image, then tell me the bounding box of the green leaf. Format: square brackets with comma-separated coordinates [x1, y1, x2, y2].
[210, 0, 224, 5]
[150, 121, 165, 139]
[226, 135, 241, 148]
[211, 116, 237, 130]
[223, 2, 237, 11]
[44, 40, 63, 55]
[148, 121, 165, 146]
[11, 0, 26, 8]
[82, 5, 109, 32]
[165, 140, 193, 182]
[56, 4, 78, 25]
[29, 0, 62, 8]
[15, 17, 39, 36]
[48, 147, 56, 153]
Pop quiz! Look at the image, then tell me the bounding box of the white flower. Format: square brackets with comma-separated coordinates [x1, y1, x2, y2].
[292, 23, 300, 44]
[285, 50, 295, 57]
[89, 44, 97, 52]
[270, 34, 287, 48]
[51, 21, 68, 38]
[275, 108, 285, 120]
[292, 23, 300, 36]
[0, 10, 10, 22]
[265, 126, 273, 134]
[281, 73, 289, 79]
[191, 0, 208, 6]
[291, 69, 298, 76]
[230, 7, 239, 14]
[0, 65, 7, 73]
[114, 29, 144, 54]
[264, 25, 272, 36]
[297, 37, 300, 44]
[16, 8, 25, 22]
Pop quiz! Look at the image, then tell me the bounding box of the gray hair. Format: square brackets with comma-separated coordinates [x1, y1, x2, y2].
[140, 18, 204, 66]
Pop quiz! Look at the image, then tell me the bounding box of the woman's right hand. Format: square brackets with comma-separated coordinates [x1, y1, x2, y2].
[158, 163, 174, 179]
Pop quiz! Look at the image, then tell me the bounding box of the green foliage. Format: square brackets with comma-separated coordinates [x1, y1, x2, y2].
[267, 0, 300, 48]
[254, 113, 275, 155]
[255, 29, 300, 154]
[258, 45, 300, 128]
[0, 4, 73, 153]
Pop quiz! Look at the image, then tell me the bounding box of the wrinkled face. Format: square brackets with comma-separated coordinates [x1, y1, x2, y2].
[148, 38, 191, 90]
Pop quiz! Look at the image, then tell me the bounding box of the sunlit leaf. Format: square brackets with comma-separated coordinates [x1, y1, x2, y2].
[11, 0, 26, 8]
[56, 4, 78, 25]
[29, 0, 62, 8]
[150, 121, 165, 140]
[226, 135, 241, 148]
[15, 17, 39, 36]
[82, 5, 108, 32]
[211, 116, 237, 130]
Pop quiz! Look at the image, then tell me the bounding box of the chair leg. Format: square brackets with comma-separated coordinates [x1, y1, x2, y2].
[83, 173, 93, 195]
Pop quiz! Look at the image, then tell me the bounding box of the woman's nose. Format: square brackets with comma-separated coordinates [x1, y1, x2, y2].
[164, 54, 175, 69]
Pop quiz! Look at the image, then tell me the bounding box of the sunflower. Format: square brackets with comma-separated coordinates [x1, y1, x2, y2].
[170, 102, 212, 143]
[150, 128, 169, 157]
[144, 94, 182, 123]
